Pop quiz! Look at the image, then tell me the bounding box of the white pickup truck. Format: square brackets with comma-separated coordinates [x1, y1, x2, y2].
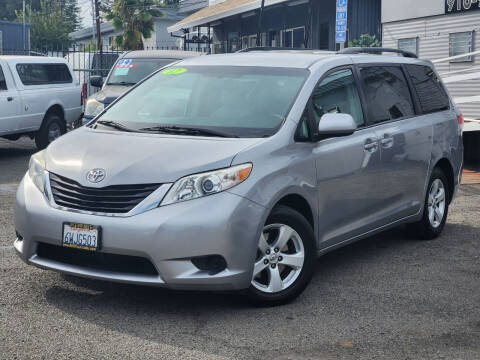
[0, 56, 83, 149]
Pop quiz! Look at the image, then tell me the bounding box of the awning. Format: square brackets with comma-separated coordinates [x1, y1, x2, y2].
[168, 0, 290, 33]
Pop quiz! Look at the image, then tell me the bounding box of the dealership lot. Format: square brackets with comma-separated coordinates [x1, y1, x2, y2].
[1, 137, 479, 360]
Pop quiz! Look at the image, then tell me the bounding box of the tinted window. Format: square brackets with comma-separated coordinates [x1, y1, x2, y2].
[98, 66, 308, 138]
[360, 66, 415, 124]
[16, 64, 73, 85]
[106, 58, 175, 86]
[92, 53, 119, 77]
[0, 66, 6, 90]
[311, 69, 364, 127]
[406, 65, 450, 114]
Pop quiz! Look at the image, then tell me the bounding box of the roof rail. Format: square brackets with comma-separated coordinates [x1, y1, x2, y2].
[237, 46, 315, 53]
[338, 47, 418, 59]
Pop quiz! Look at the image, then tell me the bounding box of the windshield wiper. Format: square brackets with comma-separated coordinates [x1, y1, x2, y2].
[106, 81, 136, 86]
[95, 120, 138, 132]
[139, 125, 237, 138]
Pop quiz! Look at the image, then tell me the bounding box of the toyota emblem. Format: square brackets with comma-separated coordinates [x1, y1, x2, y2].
[86, 168, 106, 183]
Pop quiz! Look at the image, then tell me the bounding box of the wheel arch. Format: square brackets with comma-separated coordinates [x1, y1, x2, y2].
[432, 158, 455, 203]
[42, 104, 66, 127]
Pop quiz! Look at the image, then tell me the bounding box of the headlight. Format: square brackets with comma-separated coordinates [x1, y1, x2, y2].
[160, 163, 252, 206]
[85, 98, 104, 117]
[28, 151, 47, 193]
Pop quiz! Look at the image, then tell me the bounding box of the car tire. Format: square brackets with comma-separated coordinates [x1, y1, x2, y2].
[246, 205, 317, 306]
[408, 168, 450, 240]
[35, 113, 66, 150]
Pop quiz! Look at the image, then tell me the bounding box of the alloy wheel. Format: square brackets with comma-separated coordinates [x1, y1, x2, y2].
[428, 179, 446, 228]
[251, 223, 305, 293]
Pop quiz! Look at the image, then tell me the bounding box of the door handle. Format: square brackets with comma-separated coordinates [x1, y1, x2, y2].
[380, 134, 394, 148]
[7, 96, 13, 102]
[364, 139, 378, 153]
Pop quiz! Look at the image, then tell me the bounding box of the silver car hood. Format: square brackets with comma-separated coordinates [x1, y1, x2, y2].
[45, 128, 262, 187]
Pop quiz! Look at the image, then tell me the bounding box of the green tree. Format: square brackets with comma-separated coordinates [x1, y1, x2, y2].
[1, 0, 41, 21]
[15, 0, 80, 50]
[106, 0, 163, 50]
[348, 34, 381, 48]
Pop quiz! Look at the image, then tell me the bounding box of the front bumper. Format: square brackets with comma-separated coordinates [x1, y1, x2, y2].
[14, 174, 266, 290]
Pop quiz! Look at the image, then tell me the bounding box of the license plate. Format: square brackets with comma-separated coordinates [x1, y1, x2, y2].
[62, 222, 101, 251]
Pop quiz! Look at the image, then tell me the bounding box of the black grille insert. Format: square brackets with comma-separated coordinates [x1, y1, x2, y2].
[37, 242, 158, 276]
[49, 173, 160, 214]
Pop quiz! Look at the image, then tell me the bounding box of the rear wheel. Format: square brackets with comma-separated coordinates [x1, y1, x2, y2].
[409, 168, 450, 240]
[247, 206, 316, 306]
[35, 113, 66, 150]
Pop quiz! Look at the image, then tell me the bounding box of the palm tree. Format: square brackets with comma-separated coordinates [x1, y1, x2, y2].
[106, 0, 163, 50]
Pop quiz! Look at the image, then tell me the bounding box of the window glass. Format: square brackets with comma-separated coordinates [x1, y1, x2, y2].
[398, 38, 417, 55]
[449, 32, 473, 62]
[98, 66, 308, 138]
[107, 59, 175, 86]
[0, 66, 7, 90]
[406, 65, 450, 114]
[92, 53, 120, 77]
[311, 69, 364, 127]
[360, 66, 415, 124]
[16, 64, 72, 85]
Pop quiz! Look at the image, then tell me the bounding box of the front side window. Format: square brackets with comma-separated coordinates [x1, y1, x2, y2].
[16, 63, 72, 85]
[0, 66, 7, 90]
[311, 69, 365, 127]
[360, 66, 415, 124]
[97, 66, 308, 138]
[449, 32, 473, 62]
[107, 58, 175, 86]
[406, 65, 450, 114]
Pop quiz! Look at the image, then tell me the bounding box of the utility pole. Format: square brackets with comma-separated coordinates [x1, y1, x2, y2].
[94, 0, 102, 72]
[91, 0, 96, 49]
[22, 0, 26, 53]
[256, 0, 265, 47]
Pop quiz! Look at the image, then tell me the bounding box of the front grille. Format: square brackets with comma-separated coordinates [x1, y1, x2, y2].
[49, 173, 160, 214]
[37, 242, 158, 276]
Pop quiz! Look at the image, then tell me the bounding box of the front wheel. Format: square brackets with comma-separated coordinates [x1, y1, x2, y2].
[409, 168, 450, 240]
[246, 206, 316, 306]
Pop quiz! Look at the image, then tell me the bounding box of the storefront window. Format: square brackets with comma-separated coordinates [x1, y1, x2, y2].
[281, 27, 305, 48]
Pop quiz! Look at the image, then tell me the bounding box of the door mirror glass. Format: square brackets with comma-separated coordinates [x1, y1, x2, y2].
[317, 113, 357, 139]
[90, 75, 103, 88]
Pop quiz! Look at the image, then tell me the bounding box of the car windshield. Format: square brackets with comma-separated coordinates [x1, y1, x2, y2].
[96, 65, 308, 138]
[106, 58, 176, 85]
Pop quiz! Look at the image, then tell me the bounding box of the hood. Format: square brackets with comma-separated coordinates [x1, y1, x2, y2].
[92, 85, 130, 105]
[45, 128, 262, 187]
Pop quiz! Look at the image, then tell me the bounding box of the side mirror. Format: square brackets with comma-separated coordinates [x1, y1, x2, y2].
[90, 75, 103, 88]
[317, 113, 357, 140]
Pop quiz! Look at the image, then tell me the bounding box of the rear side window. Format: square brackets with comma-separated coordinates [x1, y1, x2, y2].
[16, 63, 73, 85]
[0, 66, 7, 90]
[405, 65, 450, 114]
[359, 66, 415, 124]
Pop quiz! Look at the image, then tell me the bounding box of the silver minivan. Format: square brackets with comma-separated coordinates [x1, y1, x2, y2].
[14, 48, 464, 305]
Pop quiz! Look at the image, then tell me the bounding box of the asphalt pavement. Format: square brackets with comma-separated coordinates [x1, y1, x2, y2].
[1, 137, 479, 360]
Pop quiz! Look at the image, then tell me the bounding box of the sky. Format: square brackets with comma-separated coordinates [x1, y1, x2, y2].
[79, 0, 94, 29]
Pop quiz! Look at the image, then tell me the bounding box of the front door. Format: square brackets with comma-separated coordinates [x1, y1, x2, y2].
[0, 61, 21, 134]
[311, 68, 383, 249]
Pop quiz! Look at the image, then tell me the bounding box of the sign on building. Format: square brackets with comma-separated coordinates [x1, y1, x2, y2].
[446, 0, 480, 13]
[336, 0, 348, 44]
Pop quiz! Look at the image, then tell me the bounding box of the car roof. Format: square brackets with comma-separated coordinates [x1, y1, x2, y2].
[176, 50, 432, 69]
[120, 50, 202, 59]
[0, 55, 69, 64]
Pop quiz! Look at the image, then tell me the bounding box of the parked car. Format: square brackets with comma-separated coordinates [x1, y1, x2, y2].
[80, 50, 201, 126]
[65, 51, 120, 100]
[0, 56, 83, 149]
[14, 48, 463, 305]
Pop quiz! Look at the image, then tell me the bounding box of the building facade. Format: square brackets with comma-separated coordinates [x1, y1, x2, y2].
[169, 0, 381, 53]
[382, 0, 480, 119]
[0, 20, 31, 54]
[69, 9, 183, 50]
